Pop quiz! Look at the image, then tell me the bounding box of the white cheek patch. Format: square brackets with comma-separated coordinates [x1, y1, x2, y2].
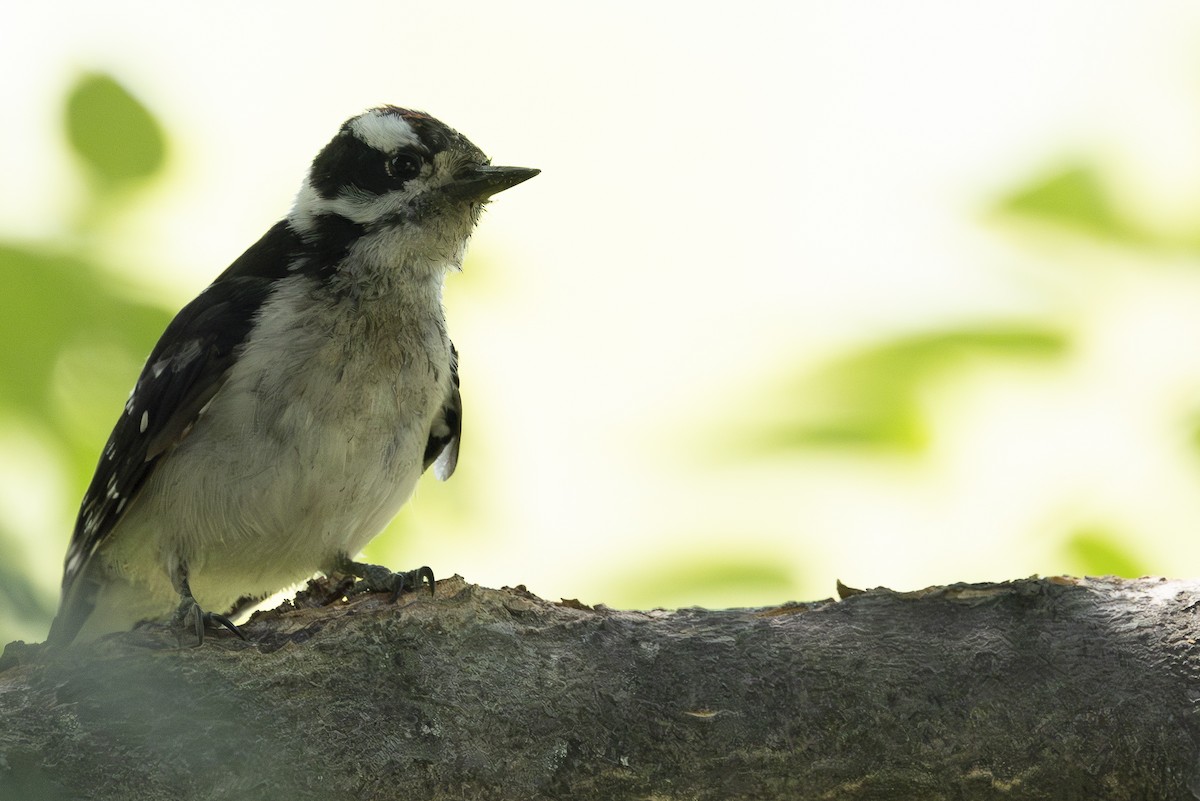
[350, 112, 421, 153]
[290, 180, 423, 233]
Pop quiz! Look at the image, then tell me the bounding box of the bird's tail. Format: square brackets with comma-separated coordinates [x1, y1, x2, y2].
[44, 574, 99, 647]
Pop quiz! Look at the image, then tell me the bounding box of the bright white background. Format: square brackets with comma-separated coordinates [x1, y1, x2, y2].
[7, 2, 1200, 622]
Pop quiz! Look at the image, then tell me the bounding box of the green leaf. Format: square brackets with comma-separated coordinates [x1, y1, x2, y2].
[0, 245, 170, 419]
[997, 164, 1139, 242]
[64, 72, 166, 186]
[1187, 410, 1200, 456]
[749, 325, 1068, 454]
[1061, 528, 1147, 578]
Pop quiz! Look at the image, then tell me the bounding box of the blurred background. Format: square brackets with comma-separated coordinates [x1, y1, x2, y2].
[6, 1, 1200, 642]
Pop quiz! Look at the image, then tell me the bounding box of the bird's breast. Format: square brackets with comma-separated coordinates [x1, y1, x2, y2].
[236, 275, 451, 477]
[154, 274, 452, 571]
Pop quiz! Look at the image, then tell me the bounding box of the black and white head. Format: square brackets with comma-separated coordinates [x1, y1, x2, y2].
[289, 106, 538, 277]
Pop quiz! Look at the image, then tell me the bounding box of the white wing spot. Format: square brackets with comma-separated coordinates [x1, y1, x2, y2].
[140, 411, 149, 433]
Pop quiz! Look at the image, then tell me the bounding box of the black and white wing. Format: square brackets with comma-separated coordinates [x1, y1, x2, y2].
[51, 221, 304, 640]
[423, 342, 461, 481]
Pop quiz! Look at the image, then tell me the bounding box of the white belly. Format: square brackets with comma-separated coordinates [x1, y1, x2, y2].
[96, 276, 452, 621]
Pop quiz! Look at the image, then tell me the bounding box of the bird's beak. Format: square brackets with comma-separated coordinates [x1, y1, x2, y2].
[445, 165, 540, 203]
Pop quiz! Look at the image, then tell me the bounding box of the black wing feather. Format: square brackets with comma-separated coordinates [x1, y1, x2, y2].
[58, 221, 305, 604]
[423, 342, 461, 480]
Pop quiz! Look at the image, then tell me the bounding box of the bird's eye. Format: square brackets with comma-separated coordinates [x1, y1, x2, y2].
[386, 151, 424, 183]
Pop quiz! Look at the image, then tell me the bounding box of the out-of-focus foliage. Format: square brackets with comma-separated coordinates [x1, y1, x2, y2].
[1001, 157, 1200, 513]
[725, 149, 1200, 588]
[998, 164, 1146, 244]
[747, 326, 1067, 453]
[611, 552, 798, 610]
[65, 73, 166, 187]
[1001, 159, 1200, 576]
[1062, 527, 1148, 578]
[1, 247, 170, 427]
[0, 73, 175, 642]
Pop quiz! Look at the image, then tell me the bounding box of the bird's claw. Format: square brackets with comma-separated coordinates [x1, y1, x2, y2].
[171, 597, 246, 647]
[342, 562, 435, 602]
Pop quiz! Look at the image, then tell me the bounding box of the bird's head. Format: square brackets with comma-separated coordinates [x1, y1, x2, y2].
[288, 106, 538, 276]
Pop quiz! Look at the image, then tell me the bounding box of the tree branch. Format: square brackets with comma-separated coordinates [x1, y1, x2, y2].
[2, 575, 1198, 800]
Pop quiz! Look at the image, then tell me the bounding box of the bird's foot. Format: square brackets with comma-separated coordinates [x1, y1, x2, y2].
[169, 563, 246, 642]
[171, 590, 245, 647]
[335, 557, 435, 602]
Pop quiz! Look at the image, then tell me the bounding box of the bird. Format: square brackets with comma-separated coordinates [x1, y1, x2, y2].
[46, 106, 538, 646]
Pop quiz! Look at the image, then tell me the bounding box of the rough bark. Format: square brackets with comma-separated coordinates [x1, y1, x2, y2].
[1, 575, 1199, 800]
